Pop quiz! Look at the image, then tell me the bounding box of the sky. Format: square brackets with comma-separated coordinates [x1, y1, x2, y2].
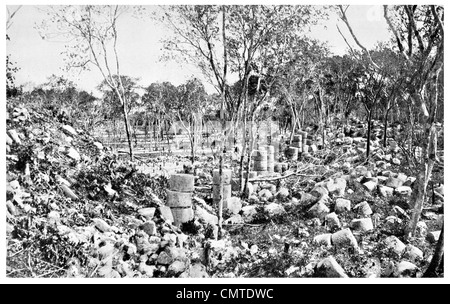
[5, 3, 392, 96]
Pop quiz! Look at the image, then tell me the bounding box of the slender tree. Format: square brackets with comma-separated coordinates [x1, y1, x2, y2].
[38, 5, 137, 160]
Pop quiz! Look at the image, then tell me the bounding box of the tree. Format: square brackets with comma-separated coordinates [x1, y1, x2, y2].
[383, 5, 443, 240]
[160, 5, 328, 237]
[174, 78, 208, 163]
[6, 6, 22, 98]
[98, 75, 141, 147]
[338, 5, 444, 241]
[142, 81, 179, 151]
[38, 5, 137, 160]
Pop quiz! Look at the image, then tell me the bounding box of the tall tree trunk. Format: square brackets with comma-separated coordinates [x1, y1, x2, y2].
[366, 108, 372, 160]
[217, 5, 227, 240]
[288, 103, 298, 144]
[239, 75, 250, 193]
[119, 96, 134, 161]
[405, 67, 441, 240]
[242, 112, 255, 199]
[382, 100, 393, 149]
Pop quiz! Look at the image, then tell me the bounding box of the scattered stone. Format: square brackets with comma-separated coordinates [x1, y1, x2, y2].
[334, 198, 351, 214]
[226, 197, 242, 214]
[242, 205, 258, 221]
[384, 236, 406, 256]
[378, 185, 394, 198]
[385, 176, 404, 189]
[66, 147, 80, 161]
[308, 201, 330, 219]
[310, 186, 329, 199]
[93, 218, 111, 233]
[350, 218, 374, 232]
[8, 129, 22, 145]
[299, 192, 317, 206]
[98, 243, 115, 260]
[97, 265, 119, 278]
[223, 214, 244, 225]
[140, 220, 156, 236]
[62, 125, 78, 136]
[392, 205, 409, 219]
[416, 221, 428, 237]
[394, 261, 418, 278]
[426, 231, 441, 243]
[47, 211, 60, 225]
[396, 173, 408, 183]
[6, 133, 13, 145]
[363, 180, 377, 192]
[404, 176, 416, 186]
[395, 186, 412, 196]
[157, 251, 173, 265]
[168, 260, 187, 275]
[382, 260, 396, 277]
[315, 256, 348, 278]
[377, 175, 388, 183]
[249, 244, 258, 255]
[325, 178, 347, 196]
[363, 258, 381, 278]
[404, 244, 423, 261]
[354, 201, 373, 216]
[179, 263, 209, 278]
[353, 165, 369, 177]
[195, 205, 218, 225]
[159, 206, 174, 224]
[258, 189, 273, 202]
[60, 184, 79, 200]
[276, 187, 290, 200]
[313, 234, 332, 246]
[93, 142, 103, 150]
[264, 203, 286, 217]
[138, 208, 156, 220]
[6, 200, 17, 216]
[331, 228, 358, 249]
[248, 195, 259, 204]
[138, 263, 156, 277]
[285, 266, 300, 276]
[325, 212, 341, 229]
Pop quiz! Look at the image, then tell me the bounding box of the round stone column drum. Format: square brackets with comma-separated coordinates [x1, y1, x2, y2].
[266, 145, 275, 173]
[167, 174, 194, 226]
[212, 169, 232, 208]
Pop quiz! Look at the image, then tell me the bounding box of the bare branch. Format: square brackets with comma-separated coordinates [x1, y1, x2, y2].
[336, 24, 358, 60]
[6, 5, 22, 30]
[383, 5, 410, 61]
[338, 5, 380, 70]
[406, 6, 425, 53]
[431, 5, 444, 34]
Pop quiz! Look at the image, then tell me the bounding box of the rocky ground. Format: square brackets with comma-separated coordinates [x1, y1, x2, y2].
[5, 102, 444, 278]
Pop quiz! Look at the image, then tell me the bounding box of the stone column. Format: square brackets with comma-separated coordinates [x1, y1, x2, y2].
[167, 174, 194, 226]
[212, 169, 232, 208]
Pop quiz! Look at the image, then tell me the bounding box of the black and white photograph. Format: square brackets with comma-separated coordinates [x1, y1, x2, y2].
[4, 1, 445, 283]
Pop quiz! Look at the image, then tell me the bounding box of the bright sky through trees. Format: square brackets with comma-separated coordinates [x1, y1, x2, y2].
[6, 4, 390, 96]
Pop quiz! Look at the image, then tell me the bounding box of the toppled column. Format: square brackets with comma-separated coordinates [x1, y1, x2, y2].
[167, 174, 195, 226]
